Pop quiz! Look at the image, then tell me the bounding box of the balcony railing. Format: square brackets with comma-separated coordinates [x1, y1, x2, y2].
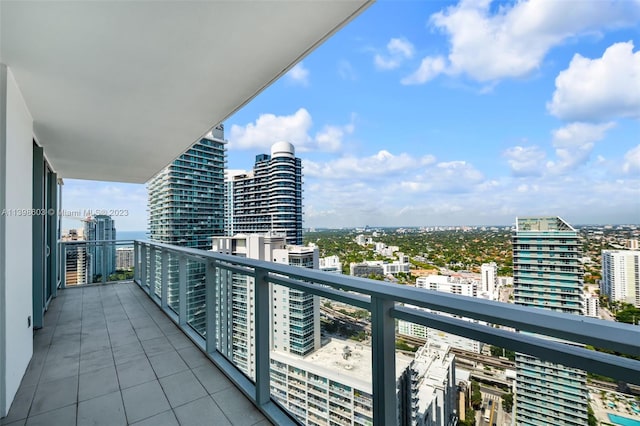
[59, 239, 135, 287]
[88, 239, 640, 426]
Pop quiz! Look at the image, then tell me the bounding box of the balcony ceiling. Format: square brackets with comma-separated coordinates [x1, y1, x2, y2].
[0, 1, 371, 183]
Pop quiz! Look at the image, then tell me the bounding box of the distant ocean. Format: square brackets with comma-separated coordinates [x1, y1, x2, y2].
[117, 231, 148, 243]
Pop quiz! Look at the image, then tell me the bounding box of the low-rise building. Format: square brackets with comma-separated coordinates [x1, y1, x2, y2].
[350, 262, 384, 278]
[320, 255, 343, 274]
[399, 275, 483, 353]
[350, 260, 410, 277]
[584, 293, 600, 318]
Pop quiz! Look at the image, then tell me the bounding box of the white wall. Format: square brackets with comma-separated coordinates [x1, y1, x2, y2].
[1, 66, 34, 417]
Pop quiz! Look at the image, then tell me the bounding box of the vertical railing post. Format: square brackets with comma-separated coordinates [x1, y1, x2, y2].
[254, 267, 270, 406]
[205, 259, 217, 354]
[218, 266, 229, 356]
[140, 244, 147, 288]
[101, 241, 107, 284]
[60, 243, 66, 289]
[161, 249, 168, 309]
[178, 254, 187, 326]
[133, 241, 139, 283]
[149, 246, 156, 296]
[371, 296, 396, 426]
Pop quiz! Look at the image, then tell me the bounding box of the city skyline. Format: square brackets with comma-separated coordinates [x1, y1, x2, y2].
[62, 0, 640, 230]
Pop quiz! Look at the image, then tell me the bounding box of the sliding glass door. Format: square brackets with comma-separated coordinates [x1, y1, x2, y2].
[32, 142, 58, 329]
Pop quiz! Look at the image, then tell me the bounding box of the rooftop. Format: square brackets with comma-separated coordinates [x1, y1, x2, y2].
[273, 337, 413, 392]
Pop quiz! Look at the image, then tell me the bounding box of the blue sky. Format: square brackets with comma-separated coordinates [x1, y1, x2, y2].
[63, 0, 640, 231]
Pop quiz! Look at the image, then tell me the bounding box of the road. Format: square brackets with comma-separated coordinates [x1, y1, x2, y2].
[477, 388, 502, 426]
[600, 306, 616, 321]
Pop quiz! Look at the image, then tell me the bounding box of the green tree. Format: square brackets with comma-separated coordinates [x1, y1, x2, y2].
[395, 338, 417, 352]
[459, 408, 476, 426]
[587, 404, 597, 426]
[501, 393, 513, 412]
[470, 380, 482, 409]
[615, 305, 640, 325]
[490, 345, 515, 361]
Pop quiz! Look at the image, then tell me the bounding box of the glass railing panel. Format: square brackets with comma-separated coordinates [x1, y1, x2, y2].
[143, 246, 151, 288]
[126, 240, 639, 426]
[166, 252, 179, 313]
[270, 295, 374, 426]
[398, 315, 509, 426]
[61, 240, 134, 287]
[213, 260, 256, 381]
[396, 310, 640, 426]
[153, 248, 162, 297]
[186, 258, 207, 337]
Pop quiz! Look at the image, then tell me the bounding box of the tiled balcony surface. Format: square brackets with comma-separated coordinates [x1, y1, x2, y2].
[1, 282, 271, 426]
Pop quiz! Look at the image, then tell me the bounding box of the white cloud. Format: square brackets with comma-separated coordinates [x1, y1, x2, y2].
[287, 62, 309, 86]
[547, 41, 640, 121]
[623, 145, 640, 175]
[62, 180, 147, 231]
[374, 37, 415, 70]
[229, 108, 312, 151]
[307, 165, 640, 227]
[301, 148, 640, 228]
[229, 108, 354, 153]
[401, 56, 447, 85]
[546, 122, 615, 174]
[401, 161, 484, 193]
[338, 60, 357, 80]
[406, 0, 640, 83]
[503, 146, 547, 177]
[388, 38, 415, 58]
[314, 122, 354, 152]
[304, 150, 435, 180]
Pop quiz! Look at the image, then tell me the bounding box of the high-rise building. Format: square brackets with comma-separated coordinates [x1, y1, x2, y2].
[84, 215, 116, 280]
[513, 216, 587, 426]
[63, 242, 92, 287]
[399, 343, 456, 426]
[148, 125, 227, 333]
[271, 339, 455, 426]
[227, 142, 302, 245]
[601, 250, 640, 308]
[211, 233, 320, 378]
[61, 229, 91, 286]
[148, 125, 226, 249]
[481, 262, 498, 295]
[116, 247, 135, 270]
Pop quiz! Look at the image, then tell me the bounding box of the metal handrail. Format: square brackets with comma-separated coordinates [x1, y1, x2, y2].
[131, 239, 640, 426]
[59, 239, 135, 287]
[134, 239, 639, 355]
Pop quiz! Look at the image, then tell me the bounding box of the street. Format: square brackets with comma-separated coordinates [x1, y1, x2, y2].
[477, 385, 512, 426]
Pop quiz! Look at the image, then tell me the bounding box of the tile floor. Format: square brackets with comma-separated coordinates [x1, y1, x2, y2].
[1, 282, 272, 426]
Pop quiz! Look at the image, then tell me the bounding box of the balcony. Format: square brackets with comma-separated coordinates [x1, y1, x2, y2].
[1, 281, 270, 426]
[1, 1, 380, 423]
[3, 238, 640, 425]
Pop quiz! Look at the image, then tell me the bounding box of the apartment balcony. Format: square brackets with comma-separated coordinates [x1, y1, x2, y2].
[4, 237, 638, 425]
[1, 280, 270, 426]
[0, 1, 376, 422]
[0, 7, 638, 422]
